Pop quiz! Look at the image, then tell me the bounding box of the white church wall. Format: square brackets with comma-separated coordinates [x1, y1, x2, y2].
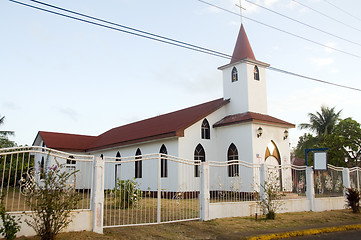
[246, 63, 268, 114]
[251, 124, 292, 191]
[89, 138, 179, 191]
[178, 107, 226, 192]
[213, 123, 255, 193]
[221, 62, 268, 115]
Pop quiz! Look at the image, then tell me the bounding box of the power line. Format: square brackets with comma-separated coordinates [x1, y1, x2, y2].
[292, 0, 361, 33]
[323, 0, 361, 23]
[9, 0, 230, 60]
[9, 0, 361, 92]
[245, 0, 361, 48]
[198, 0, 361, 59]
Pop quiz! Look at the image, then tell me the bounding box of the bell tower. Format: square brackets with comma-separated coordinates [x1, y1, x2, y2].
[218, 24, 270, 115]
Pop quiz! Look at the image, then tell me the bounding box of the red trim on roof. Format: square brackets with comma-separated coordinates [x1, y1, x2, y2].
[38, 131, 97, 152]
[35, 98, 229, 152]
[213, 112, 295, 128]
[87, 98, 229, 151]
[230, 24, 256, 64]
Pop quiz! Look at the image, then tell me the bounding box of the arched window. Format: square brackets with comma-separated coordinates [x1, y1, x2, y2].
[265, 141, 282, 188]
[254, 65, 260, 80]
[116, 151, 121, 162]
[67, 155, 76, 165]
[40, 156, 45, 170]
[232, 67, 238, 82]
[201, 119, 210, 139]
[160, 144, 168, 178]
[194, 144, 205, 177]
[115, 152, 121, 186]
[135, 148, 142, 178]
[227, 143, 239, 177]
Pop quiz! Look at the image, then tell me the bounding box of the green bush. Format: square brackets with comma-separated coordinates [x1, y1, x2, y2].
[0, 195, 21, 240]
[345, 187, 360, 213]
[111, 179, 142, 209]
[22, 159, 82, 240]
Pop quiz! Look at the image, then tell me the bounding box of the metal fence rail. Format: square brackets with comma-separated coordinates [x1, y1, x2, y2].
[208, 160, 260, 203]
[314, 164, 343, 197]
[0, 146, 94, 212]
[349, 167, 361, 192]
[103, 154, 199, 228]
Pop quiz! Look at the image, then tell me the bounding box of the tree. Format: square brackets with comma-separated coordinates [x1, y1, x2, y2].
[299, 106, 341, 138]
[0, 116, 15, 148]
[323, 118, 361, 167]
[293, 133, 319, 162]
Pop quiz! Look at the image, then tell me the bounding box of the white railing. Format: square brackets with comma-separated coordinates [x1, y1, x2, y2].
[102, 154, 200, 227]
[0, 146, 94, 212]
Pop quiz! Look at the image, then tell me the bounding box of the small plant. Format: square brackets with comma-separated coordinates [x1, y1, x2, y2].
[345, 187, 360, 213]
[256, 172, 285, 220]
[0, 195, 21, 240]
[20, 159, 82, 240]
[110, 179, 142, 209]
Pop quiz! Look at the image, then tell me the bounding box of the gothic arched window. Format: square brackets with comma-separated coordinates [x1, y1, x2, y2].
[135, 148, 142, 178]
[160, 144, 168, 178]
[201, 119, 210, 139]
[194, 144, 205, 177]
[227, 143, 239, 177]
[254, 65, 260, 81]
[232, 67, 238, 82]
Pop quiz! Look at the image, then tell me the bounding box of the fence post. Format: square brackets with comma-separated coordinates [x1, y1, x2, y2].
[306, 166, 315, 211]
[342, 168, 350, 196]
[157, 154, 162, 224]
[91, 157, 104, 234]
[200, 162, 210, 221]
[259, 164, 267, 213]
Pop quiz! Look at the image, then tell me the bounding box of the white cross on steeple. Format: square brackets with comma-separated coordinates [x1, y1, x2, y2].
[235, 0, 246, 24]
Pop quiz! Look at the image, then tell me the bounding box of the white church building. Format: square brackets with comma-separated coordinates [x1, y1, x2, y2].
[33, 24, 295, 193]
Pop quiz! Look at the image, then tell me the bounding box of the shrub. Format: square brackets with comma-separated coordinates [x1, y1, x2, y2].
[111, 179, 142, 209]
[256, 172, 285, 220]
[345, 187, 360, 213]
[0, 195, 21, 240]
[21, 159, 82, 240]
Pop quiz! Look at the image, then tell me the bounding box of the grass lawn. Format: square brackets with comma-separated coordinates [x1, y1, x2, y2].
[17, 209, 361, 240]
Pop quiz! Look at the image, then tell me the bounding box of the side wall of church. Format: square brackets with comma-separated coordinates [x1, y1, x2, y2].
[213, 123, 255, 192]
[88, 138, 180, 191]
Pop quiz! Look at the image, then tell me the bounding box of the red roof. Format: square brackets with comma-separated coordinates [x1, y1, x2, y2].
[36, 98, 229, 152]
[37, 131, 96, 152]
[230, 24, 256, 64]
[213, 112, 295, 128]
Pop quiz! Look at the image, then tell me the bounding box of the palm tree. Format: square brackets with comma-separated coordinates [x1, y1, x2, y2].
[0, 115, 14, 138]
[299, 106, 342, 138]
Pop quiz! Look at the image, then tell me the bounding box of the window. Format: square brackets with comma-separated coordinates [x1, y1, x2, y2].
[135, 148, 142, 178]
[40, 156, 45, 170]
[66, 155, 76, 165]
[194, 144, 205, 177]
[66, 156, 76, 186]
[232, 67, 238, 82]
[116, 151, 121, 162]
[115, 152, 121, 186]
[227, 143, 239, 177]
[201, 119, 210, 139]
[159, 144, 168, 178]
[254, 65, 260, 80]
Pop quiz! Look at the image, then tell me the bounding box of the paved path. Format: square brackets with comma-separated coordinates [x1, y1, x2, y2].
[289, 229, 361, 239]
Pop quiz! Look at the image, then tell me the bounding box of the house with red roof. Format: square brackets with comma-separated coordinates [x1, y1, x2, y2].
[33, 24, 295, 192]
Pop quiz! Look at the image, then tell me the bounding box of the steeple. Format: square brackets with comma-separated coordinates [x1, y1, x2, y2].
[230, 24, 256, 64]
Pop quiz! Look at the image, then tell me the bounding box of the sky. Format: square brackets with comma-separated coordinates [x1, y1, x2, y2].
[1, 0, 361, 149]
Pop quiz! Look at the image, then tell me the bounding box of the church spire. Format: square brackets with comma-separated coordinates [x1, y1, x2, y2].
[230, 24, 256, 64]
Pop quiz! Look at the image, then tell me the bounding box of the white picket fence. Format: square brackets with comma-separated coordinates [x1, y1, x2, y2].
[0, 146, 359, 237]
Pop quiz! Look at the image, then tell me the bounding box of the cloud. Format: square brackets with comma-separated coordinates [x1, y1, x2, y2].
[309, 57, 334, 67]
[56, 107, 79, 121]
[324, 42, 336, 53]
[264, 0, 280, 7]
[2, 101, 21, 110]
